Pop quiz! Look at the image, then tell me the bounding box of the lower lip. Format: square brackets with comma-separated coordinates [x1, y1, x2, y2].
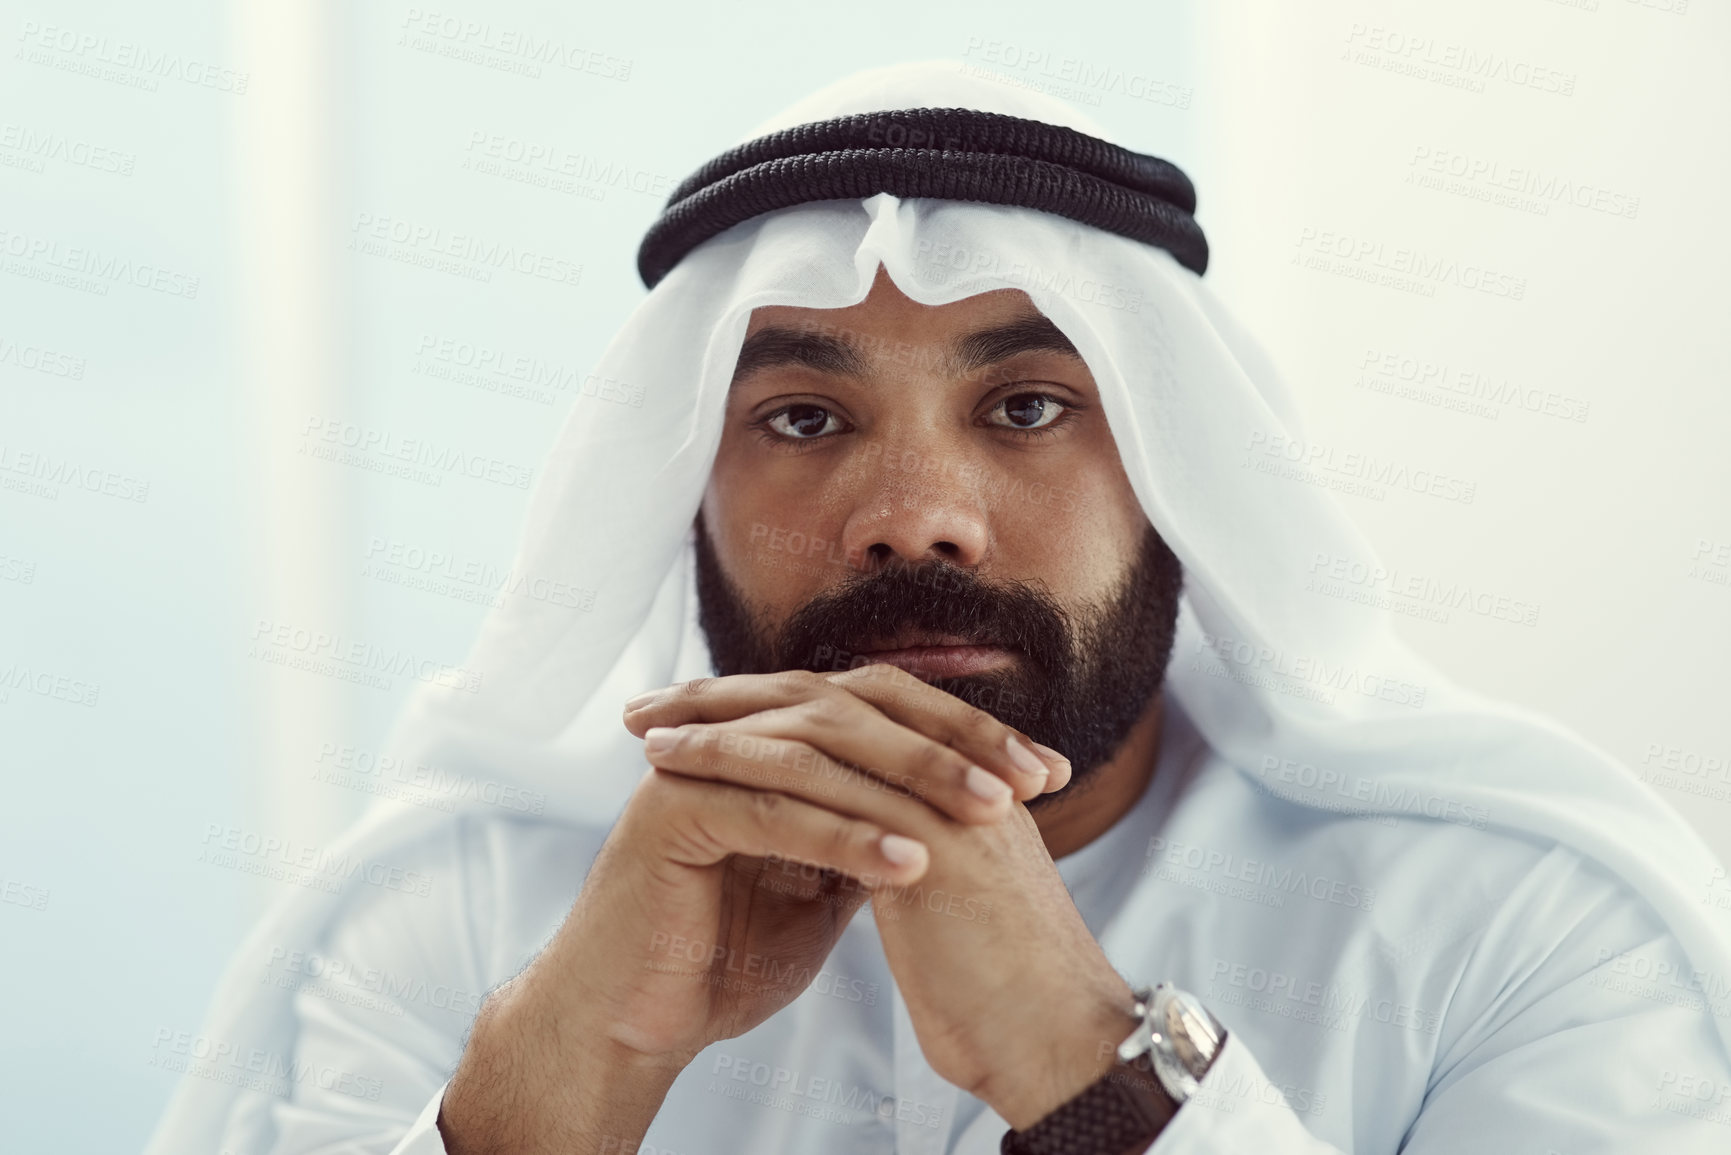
[856, 645, 1015, 678]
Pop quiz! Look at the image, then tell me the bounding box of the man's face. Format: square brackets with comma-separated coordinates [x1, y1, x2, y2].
[695, 267, 1183, 800]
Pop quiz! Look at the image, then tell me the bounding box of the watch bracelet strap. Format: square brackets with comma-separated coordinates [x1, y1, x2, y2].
[999, 1051, 1179, 1155]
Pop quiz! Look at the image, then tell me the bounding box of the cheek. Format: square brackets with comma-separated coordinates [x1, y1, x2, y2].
[704, 451, 856, 605]
[989, 451, 1145, 596]
[748, 522, 854, 582]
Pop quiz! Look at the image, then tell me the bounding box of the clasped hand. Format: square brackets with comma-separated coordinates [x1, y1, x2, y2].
[622, 664, 1139, 1128]
[440, 663, 1142, 1155]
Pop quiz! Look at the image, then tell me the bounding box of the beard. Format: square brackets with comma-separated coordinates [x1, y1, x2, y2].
[690, 510, 1185, 804]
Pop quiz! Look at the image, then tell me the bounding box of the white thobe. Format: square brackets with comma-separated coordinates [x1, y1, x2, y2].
[255, 706, 1731, 1153]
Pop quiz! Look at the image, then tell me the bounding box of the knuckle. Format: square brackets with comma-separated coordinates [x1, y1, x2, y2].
[826, 663, 865, 687]
[956, 703, 1002, 747]
[776, 669, 821, 696]
[796, 689, 854, 729]
[680, 726, 711, 758]
[874, 662, 918, 691]
[679, 676, 714, 699]
[835, 661, 897, 691]
[825, 814, 862, 860]
[910, 740, 956, 782]
[746, 788, 784, 827]
[904, 758, 940, 799]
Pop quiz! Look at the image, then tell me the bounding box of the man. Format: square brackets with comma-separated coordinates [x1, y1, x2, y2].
[149, 63, 1731, 1154]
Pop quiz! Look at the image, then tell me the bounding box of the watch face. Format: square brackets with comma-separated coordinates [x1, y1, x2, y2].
[1149, 986, 1226, 1098]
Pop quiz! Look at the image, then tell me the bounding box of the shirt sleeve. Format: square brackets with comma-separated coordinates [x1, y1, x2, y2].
[1145, 1030, 1343, 1153]
[1146, 847, 1731, 1153]
[390, 1084, 454, 1155]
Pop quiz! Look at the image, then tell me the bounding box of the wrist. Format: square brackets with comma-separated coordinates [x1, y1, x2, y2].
[978, 975, 1140, 1131]
[999, 983, 1228, 1155]
[442, 977, 685, 1155]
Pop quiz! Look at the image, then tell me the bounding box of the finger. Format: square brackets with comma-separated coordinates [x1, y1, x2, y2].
[642, 720, 974, 835]
[639, 768, 928, 889]
[625, 669, 1065, 799]
[824, 662, 1073, 794]
[623, 672, 831, 735]
[647, 691, 1019, 822]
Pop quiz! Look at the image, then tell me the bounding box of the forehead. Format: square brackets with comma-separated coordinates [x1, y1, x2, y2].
[744, 275, 1044, 339]
[732, 273, 1086, 387]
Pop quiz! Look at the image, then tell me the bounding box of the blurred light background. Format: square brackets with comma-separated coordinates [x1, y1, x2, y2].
[0, 0, 1725, 1150]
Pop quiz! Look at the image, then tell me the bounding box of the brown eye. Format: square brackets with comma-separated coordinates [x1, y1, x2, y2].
[989, 394, 1066, 430]
[766, 404, 843, 439]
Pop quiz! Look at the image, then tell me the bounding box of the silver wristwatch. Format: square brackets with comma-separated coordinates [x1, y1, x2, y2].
[1116, 982, 1227, 1104]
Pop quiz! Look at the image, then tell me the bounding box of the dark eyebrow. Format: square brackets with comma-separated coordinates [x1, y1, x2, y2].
[730, 327, 869, 385]
[728, 312, 1083, 390]
[948, 315, 1082, 378]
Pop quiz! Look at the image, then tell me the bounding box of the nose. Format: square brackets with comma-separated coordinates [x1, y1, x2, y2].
[837, 452, 990, 575]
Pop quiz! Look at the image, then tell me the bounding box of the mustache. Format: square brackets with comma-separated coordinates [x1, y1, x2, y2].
[694, 511, 1183, 787]
[773, 556, 1075, 679]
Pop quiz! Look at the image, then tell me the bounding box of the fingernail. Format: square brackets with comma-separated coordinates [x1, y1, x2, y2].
[965, 764, 1012, 802]
[644, 726, 680, 756]
[879, 834, 927, 867]
[1029, 741, 1070, 770]
[624, 690, 659, 711]
[1005, 735, 1050, 781]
